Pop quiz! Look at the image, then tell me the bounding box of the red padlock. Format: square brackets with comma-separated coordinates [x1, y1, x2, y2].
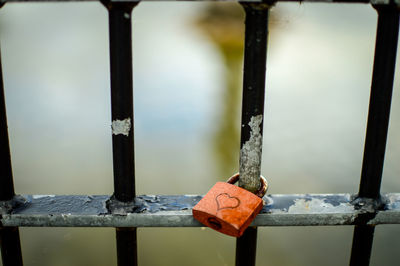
[192, 173, 268, 237]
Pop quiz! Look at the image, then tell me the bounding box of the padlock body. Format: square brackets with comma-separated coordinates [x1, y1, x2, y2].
[192, 182, 263, 237]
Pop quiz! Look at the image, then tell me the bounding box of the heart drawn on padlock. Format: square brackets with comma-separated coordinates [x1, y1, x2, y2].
[216, 193, 241, 211]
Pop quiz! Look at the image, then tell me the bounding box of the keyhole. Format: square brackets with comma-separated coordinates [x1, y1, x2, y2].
[207, 217, 222, 230]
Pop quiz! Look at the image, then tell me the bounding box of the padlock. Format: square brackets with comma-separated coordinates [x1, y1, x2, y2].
[192, 173, 268, 237]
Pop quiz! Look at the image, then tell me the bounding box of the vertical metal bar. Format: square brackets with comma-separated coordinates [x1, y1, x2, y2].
[0, 228, 24, 266]
[0, 48, 24, 265]
[350, 226, 375, 266]
[102, 2, 138, 266]
[239, 3, 270, 194]
[350, 5, 399, 266]
[116, 228, 137, 266]
[235, 227, 258, 266]
[236, 3, 270, 266]
[358, 5, 399, 199]
[0, 56, 15, 202]
[103, 1, 138, 202]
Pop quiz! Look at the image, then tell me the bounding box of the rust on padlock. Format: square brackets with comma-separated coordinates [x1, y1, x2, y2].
[192, 182, 263, 237]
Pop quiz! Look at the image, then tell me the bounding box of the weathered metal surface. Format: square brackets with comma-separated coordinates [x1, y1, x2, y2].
[237, 3, 269, 265]
[103, 2, 139, 265]
[2, 193, 400, 227]
[239, 3, 269, 193]
[104, 0, 138, 203]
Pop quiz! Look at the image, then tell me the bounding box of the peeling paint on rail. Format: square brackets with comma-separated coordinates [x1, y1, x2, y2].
[1, 194, 400, 227]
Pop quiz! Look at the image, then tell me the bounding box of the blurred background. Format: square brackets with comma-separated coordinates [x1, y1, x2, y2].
[0, 1, 399, 265]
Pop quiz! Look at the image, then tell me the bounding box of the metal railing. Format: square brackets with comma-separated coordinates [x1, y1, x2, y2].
[1, 0, 399, 266]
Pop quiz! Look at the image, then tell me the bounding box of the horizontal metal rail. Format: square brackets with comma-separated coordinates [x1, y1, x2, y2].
[1, 193, 400, 227]
[1, 0, 400, 5]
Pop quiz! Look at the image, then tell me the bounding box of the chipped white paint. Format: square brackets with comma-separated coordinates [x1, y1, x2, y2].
[3, 194, 400, 227]
[32, 195, 55, 199]
[239, 115, 263, 192]
[285, 198, 354, 214]
[112, 118, 131, 136]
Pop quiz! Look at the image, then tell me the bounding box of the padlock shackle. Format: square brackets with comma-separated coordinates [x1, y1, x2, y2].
[226, 173, 268, 198]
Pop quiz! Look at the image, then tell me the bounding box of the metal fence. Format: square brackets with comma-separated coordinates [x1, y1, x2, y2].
[1, 0, 399, 266]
